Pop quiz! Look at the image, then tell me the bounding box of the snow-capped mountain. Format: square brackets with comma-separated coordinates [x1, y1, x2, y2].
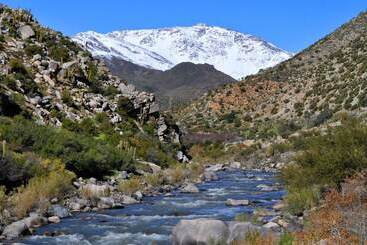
[73, 24, 292, 79]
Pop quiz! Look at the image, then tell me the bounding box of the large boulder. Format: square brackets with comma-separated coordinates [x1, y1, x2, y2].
[172, 219, 229, 245]
[2, 220, 29, 239]
[17, 25, 35, 39]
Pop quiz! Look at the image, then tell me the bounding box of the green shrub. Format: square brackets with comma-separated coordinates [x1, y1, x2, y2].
[0, 117, 135, 178]
[24, 44, 44, 57]
[48, 45, 70, 62]
[282, 118, 367, 189]
[9, 59, 28, 75]
[284, 187, 321, 215]
[282, 117, 367, 214]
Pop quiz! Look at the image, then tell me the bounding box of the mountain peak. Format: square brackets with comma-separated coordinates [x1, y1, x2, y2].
[74, 25, 292, 79]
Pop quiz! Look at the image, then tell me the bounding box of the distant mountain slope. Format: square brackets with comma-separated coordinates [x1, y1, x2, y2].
[104, 58, 237, 108]
[73, 24, 292, 79]
[177, 11, 367, 135]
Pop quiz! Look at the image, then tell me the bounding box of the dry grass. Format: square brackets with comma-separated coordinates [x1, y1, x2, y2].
[118, 177, 143, 195]
[165, 165, 187, 185]
[144, 173, 164, 187]
[231, 230, 278, 245]
[11, 159, 75, 218]
[296, 170, 367, 244]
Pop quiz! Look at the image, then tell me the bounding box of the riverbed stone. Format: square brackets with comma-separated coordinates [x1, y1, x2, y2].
[202, 171, 218, 181]
[206, 164, 224, 172]
[122, 195, 139, 204]
[98, 197, 115, 209]
[172, 219, 229, 245]
[47, 205, 70, 218]
[181, 183, 199, 193]
[2, 220, 29, 239]
[263, 221, 280, 230]
[225, 198, 250, 206]
[48, 216, 60, 223]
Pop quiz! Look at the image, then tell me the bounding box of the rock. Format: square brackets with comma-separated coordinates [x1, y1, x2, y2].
[88, 177, 97, 184]
[2, 220, 29, 239]
[48, 205, 70, 218]
[32, 54, 42, 61]
[202, 171, 218, 181]
[48, 61, 59, 73]
[206, 164, 224, 172]
[257, 184, 276, 192]
[277, 219, 289, 228]
[137, 160, 161, 174]
[263, 221, 280, 230]
[18, 25, 35, 39]
[133, 191, 143, 200]
[48, 216, 60, 224]
[225, 198, 250, 206]
[172, 219, 229, 245]
[176, 151, 189, 163]
[227, 222, 267, 243]
[23, 213, 47, 228]
[181, 183, 199, 193]
[149, 102, 159, 114]
[61, 60, 77, 70]
[98, 197, 114, 209]
[229, 162, 241, 169]
[122, 195, 139, 205]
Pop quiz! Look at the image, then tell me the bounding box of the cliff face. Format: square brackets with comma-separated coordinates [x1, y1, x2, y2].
[0, 6, 187, 162]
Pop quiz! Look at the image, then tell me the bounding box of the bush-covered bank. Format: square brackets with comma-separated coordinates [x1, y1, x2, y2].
[278, 117, 367, 243]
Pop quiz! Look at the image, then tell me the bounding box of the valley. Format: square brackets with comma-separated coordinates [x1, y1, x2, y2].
[0, 3, 365, 245]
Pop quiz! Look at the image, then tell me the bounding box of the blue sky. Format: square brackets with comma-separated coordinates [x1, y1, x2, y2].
[2, 0, 366, 52]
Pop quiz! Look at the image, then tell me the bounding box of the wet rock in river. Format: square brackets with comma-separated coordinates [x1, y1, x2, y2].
[225, 198, 250, 206]
[181, 183, 199, 193]
[172, 218, 229, 245]
[47, 205, 70, 218]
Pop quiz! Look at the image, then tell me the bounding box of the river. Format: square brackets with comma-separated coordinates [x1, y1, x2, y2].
[21, 169, 284, 245]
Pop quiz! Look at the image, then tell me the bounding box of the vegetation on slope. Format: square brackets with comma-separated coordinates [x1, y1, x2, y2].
[177, 11, 367, 138]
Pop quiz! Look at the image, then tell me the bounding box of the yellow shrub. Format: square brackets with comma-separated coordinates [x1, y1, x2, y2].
[166, 165, 187, 185]
[118, 177, 143, 195]
[144, 173, 163, 187]
[11, 159, 75, 218]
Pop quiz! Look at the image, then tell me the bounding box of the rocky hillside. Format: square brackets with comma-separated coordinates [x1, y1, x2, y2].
[177, 11, 367, 137]
[0, 5, 188, 173]
[74, 24, 292, 79]
[105, 58, 237, 108]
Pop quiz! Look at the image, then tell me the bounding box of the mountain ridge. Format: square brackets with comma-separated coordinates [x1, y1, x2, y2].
[73, 24, 292, 79]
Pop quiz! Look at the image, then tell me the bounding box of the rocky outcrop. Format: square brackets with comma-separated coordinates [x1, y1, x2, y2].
[0, 5, 189, 163]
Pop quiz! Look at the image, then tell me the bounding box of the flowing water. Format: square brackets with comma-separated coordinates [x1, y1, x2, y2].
[21, 170, 284, 245]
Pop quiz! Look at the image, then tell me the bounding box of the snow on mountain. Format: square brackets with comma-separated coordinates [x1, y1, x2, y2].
[73, 24, 292, 79]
